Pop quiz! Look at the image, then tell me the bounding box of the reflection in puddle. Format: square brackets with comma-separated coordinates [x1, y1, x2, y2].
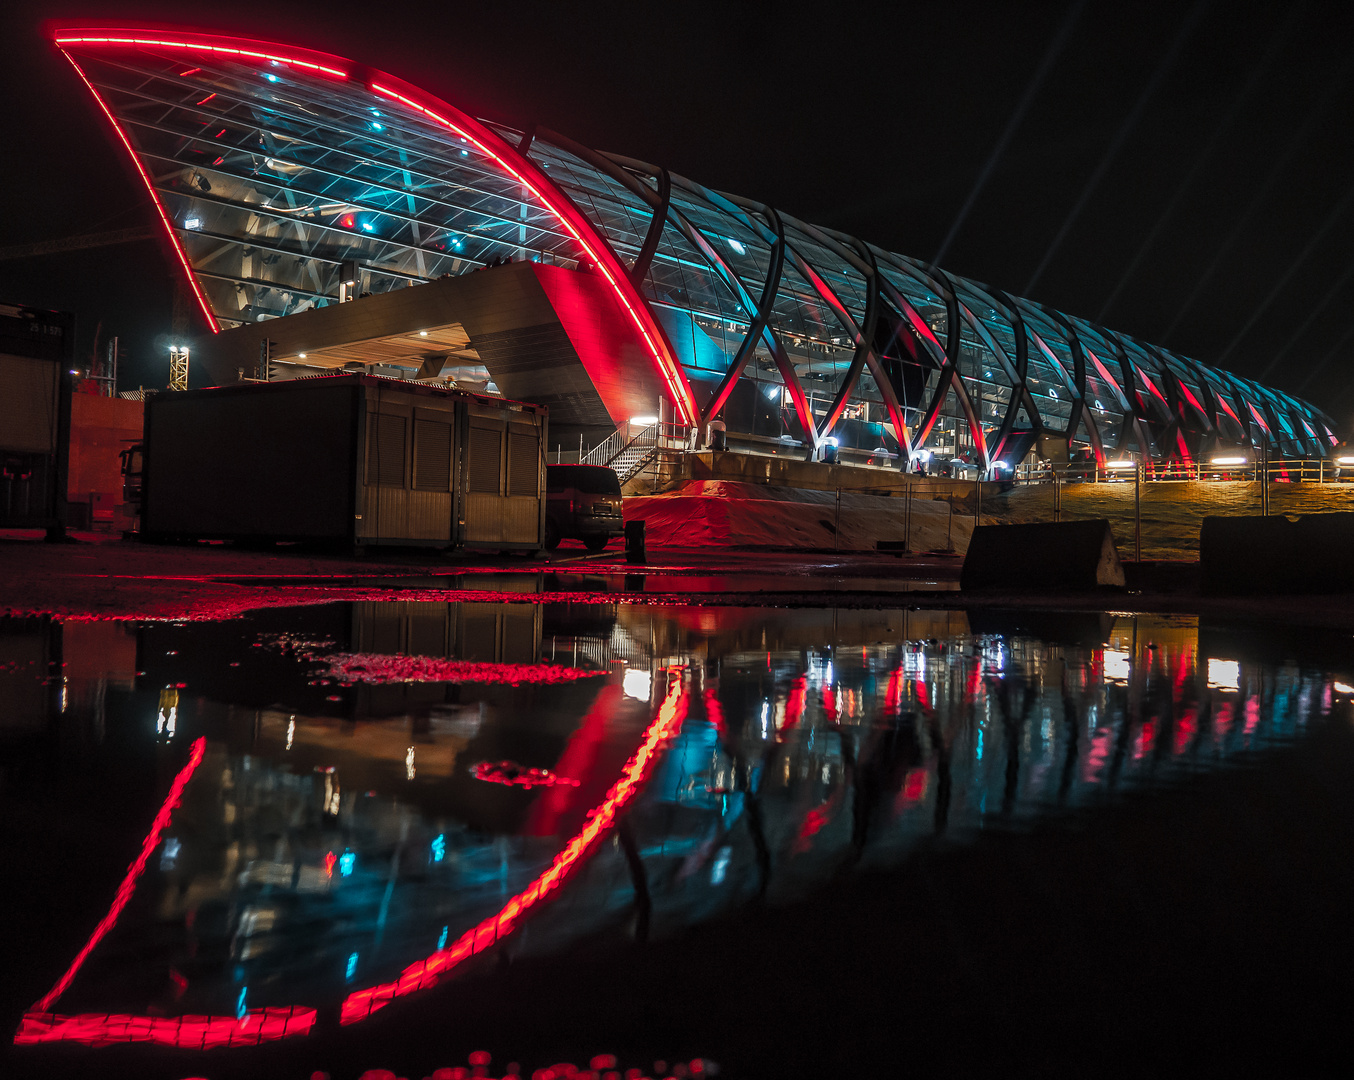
[2, 602, 1342, 1050]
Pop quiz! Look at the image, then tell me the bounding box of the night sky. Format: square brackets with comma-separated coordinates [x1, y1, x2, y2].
[3, 0, 1353, 426]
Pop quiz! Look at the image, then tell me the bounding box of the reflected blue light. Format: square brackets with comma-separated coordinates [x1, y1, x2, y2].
[338, 850, 355, 876]
[438, 925, 449, 950]
[235, 986, 247, 1019]
[264, 74, 278, 82]
[431, 834, 446, 862]
[361, 222, 374, 232]
[345, 952, 358, 981]
[711, 846, 732, 884]
[371, 122, 383, 131]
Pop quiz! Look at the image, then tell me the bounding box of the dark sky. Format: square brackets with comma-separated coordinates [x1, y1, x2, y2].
[2, 0, 1353, 424]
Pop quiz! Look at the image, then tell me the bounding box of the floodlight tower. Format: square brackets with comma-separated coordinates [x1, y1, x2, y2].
[169, 344, 190, 391]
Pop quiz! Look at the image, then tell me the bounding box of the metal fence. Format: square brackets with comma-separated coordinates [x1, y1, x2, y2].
[982, 459, 1354, 561]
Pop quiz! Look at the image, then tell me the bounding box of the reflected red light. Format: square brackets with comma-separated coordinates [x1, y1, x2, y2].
[1133, 719, 1156, 761]
[340, 670, 690, 1024]
[1213, 700, 1234, 740]
[11, 739, 316, 1050]
[315, 652, 608, 687]
[794, 802, 835, 852]
[1084, 728, 1112, 782]
[895, 766, 928, 809]
[29, 737, 206, 1015]
[782, 675, 806, 736]
[703, 687, 727, 741]
[884, 667, 903, 714]
[1174, 707, 1197, 755]
[473, 760, 577, 789]
[15, 1007, 316, 1047]
[1244, 695, 1261, 739]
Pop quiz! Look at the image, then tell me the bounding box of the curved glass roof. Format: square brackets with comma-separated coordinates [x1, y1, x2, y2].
[56, 28, 1338, 461]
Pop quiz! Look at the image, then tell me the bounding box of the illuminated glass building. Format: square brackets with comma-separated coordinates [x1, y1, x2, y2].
[56, 27, 1339, 466]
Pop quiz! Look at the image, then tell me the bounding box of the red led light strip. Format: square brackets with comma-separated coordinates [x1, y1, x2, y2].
[58, 54, 221, 334]
[369, 83, 697, 426]
[14, 733, 319, 1049]
[340, 669, 690, 1024]
[29, 736, 207, 1014]
[53, 35, 348, 77]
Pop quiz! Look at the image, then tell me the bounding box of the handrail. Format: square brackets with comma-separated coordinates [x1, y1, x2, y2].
[583, 422, 693, 469]
[1007, 456, 1346, 484]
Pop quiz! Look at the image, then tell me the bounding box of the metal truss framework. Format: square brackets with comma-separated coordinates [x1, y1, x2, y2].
[56, 28, 1338, 464]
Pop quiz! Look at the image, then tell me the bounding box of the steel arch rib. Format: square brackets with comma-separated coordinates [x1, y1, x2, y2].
[955, 297, 1025, 465]
[778, 220, 881, 442]
[983, 284, 1045, 448]
[661, 192, 813, 442]
[1040, 305, 1105, 464]
[533, 129, 671, 289]
[54, 27, 698, 426]
[920, 265, 991, 467]
[871, 267, 951, 448]
[699, 205, 787, 427]
[874, 257, 962, 421]
[651, 173, 819, 443]
[595, 155, 819, 444]
[895, 264, 967, 453]
[664, 186, 818, 445]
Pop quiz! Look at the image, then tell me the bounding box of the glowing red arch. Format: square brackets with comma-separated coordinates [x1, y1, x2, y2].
[54, 27, 698, 426]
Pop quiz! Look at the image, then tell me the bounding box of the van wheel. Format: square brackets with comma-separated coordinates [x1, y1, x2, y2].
[583, 534, 609, 553]
[544, 519, 561, 550]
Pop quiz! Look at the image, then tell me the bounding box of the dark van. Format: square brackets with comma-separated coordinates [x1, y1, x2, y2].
[545, 464, 625, 551]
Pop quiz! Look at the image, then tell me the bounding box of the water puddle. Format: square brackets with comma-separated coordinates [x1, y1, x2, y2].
[1, 601, 1345, 1051]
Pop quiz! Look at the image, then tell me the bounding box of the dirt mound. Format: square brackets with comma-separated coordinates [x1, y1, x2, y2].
[624, 481, 977, 551]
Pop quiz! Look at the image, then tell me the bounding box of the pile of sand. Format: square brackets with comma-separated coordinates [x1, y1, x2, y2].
[624, 481, 977, 552]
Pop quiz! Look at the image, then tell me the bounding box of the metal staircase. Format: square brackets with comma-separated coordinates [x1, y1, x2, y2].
[583, 422, 690, 486]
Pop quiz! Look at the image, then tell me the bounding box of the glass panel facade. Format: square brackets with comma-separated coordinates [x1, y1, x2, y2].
[59, 30, 1340, 465]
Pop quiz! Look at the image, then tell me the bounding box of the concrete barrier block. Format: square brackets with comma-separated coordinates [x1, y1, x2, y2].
[960, 519, 1125, 592]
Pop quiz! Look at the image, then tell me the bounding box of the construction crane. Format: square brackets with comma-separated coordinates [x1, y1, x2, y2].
[0, 226, 159, 262]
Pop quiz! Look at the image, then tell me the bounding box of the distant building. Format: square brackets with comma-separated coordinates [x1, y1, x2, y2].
[1, 302, 73, 529]
[54, 28, 1339, 466]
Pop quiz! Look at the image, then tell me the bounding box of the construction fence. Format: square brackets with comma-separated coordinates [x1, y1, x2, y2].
[972, 464, 1354, 561]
